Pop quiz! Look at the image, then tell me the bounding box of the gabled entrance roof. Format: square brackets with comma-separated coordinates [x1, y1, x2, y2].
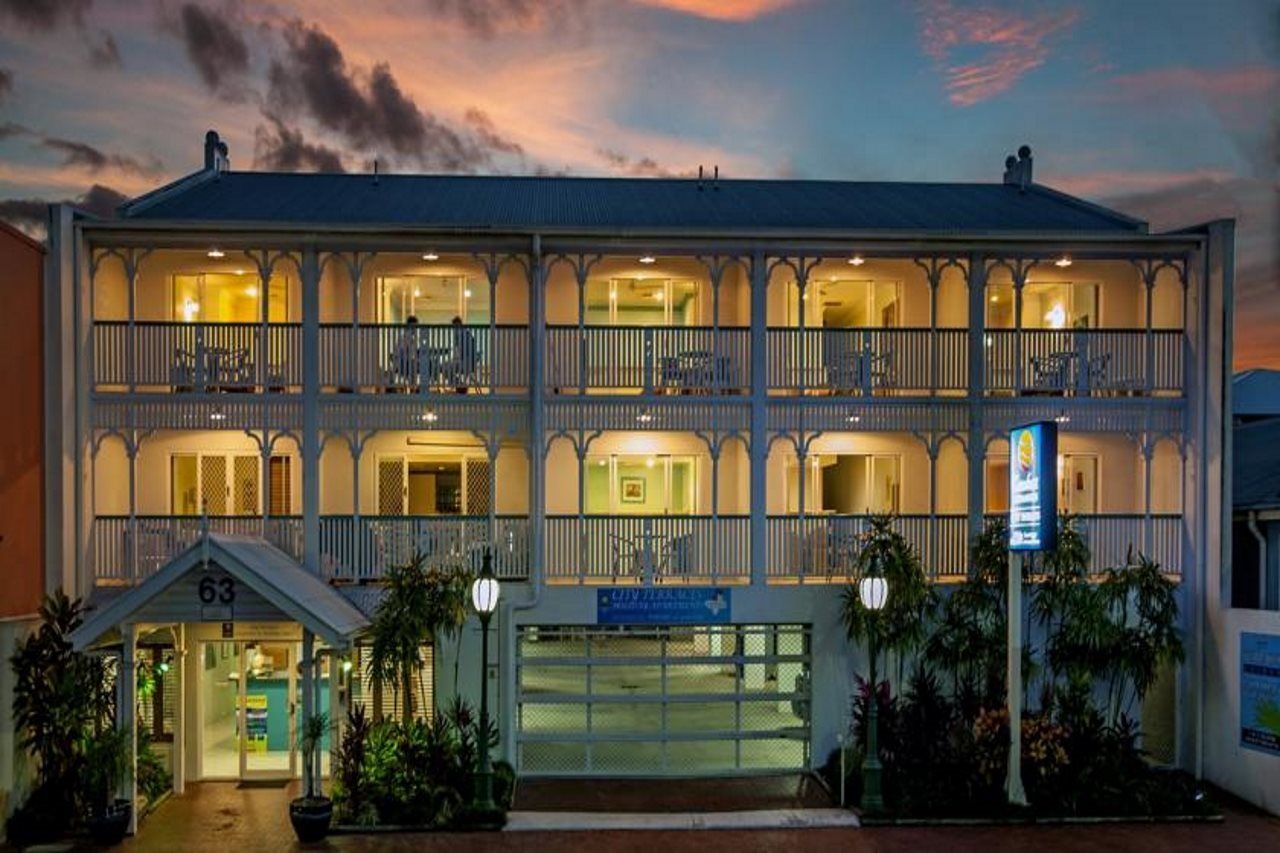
[71, 532, 370, 649]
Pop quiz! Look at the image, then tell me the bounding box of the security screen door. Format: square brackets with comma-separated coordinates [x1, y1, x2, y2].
[517, 624, 811, 776]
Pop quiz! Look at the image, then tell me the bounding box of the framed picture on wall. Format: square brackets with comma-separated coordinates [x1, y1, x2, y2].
[620, 476, 646, 504]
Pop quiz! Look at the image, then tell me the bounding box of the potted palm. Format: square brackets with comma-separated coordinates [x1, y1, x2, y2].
[82, 726, 133, 846]
[290, 711, 333, 842]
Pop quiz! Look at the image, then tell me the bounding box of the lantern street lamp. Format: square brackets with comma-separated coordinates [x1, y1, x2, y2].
[859, 568, 888, 816]
[470, 549, 501, 814]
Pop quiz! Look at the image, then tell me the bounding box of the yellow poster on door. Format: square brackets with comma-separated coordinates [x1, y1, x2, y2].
[243, 694, 268, 752]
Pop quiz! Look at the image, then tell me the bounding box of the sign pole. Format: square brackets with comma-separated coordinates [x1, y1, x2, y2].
[1006, 549, 1027, 806]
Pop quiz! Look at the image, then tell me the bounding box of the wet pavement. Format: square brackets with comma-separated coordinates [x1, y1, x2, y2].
[514, 773, 832, 812]
[112, 780, 1280, 853]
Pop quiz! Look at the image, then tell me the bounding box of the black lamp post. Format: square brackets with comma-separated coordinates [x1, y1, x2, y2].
[859, 567, 888, 816]
[470, 549, 500, 813]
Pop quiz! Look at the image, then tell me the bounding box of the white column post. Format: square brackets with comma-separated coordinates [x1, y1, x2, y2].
[302, 246, 321, 573]
[748, 252, 768, 585]
[127, 437, 138, 583]
[120, 623, 139, 834]
[529, 238, 547, 591]
[173, 624, 186, 795]
[967, 254, 987, 546]
[300, 629, 315, 793]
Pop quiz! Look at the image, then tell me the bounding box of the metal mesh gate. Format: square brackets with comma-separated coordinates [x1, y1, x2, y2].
[517, 624, 811, 776]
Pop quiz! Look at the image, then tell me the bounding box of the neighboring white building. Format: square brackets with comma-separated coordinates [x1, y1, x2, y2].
[44, 135, 1244, 808]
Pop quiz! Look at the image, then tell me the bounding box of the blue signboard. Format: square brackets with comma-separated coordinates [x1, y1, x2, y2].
[1241, 632, 1280, 756]
[1009, 421, 1058, 552]
[596, 587, 731, 625]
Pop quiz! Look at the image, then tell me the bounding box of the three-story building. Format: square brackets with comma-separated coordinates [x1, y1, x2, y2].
[56, 135, 1231, 794]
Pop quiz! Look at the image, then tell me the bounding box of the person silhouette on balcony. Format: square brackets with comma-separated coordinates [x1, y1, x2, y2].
[394, 315, 421, 391]
[451, 315, 478, 393]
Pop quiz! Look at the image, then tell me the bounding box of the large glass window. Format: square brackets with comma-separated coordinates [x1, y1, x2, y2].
[788, 453, 900, 514]
[584, 279, 700, 326]
[986, 281, 1100, 329]
[375, 454, 491, 515]
[170, 452, 293, 515]
[377, 275, 489, 324]
[787, 279, 901, 328]
[584, 454, 697, 514]
[172, 273, 292, 323]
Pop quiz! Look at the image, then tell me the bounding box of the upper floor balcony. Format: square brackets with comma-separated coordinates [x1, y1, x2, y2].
[88, 248, 1186, 402]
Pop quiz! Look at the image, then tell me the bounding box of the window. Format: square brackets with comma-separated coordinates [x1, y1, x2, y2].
[584, 454, 698, 514]
[170, 452, 293, 515]
[788, 280, 901, 328]
[788, 454, 900, 514]
[375, 454, 491, 516]
[584, 279, 700, 326]
[377, 275, 489, 325]
[986, 281, 1100, 329]
[138, 646, 175, 742]
[351, 643, 434, 723]
[986, 453, 1098, 514]
[171, 272, 293, 323]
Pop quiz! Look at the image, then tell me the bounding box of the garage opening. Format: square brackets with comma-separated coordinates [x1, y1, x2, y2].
[516, 624, 811, 776]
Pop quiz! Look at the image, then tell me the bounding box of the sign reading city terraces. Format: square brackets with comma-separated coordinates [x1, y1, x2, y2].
[596, 587, 731, 625]
[1009, 421, 1058, 552]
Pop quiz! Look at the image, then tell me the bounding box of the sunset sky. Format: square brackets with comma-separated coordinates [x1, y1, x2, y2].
[0, 0, 1276, 366]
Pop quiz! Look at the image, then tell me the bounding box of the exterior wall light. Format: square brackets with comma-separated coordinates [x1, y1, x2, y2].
[207, 248, 225, 259]
[639, 255, 656, 264]
[421, 410, 438, 423]
[848, 255, 865, 266]
[423, 252, 439, 261]
[1054, 255, 1072, 268]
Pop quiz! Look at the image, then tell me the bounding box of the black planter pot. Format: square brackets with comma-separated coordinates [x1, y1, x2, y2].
[87, 799, 132, 847]
[289, 797, 333, 843]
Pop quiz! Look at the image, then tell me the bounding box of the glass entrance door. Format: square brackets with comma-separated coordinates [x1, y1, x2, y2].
[241, 642, 298, 779]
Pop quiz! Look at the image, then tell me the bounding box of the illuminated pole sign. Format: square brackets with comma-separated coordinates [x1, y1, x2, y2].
[1009, 421, 1058, 552]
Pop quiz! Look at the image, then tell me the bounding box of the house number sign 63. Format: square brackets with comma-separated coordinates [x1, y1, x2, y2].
[199, 576, 236, 605]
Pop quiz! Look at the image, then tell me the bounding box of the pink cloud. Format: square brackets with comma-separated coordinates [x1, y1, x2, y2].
[1045, 167, 1237, 198]
[631, 0, 806, 20]
[1104, 65, 1280, 100]
[917, 0, 1080, 105]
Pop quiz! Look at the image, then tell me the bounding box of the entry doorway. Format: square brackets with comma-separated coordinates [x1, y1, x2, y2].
[199, 640, 299, 780]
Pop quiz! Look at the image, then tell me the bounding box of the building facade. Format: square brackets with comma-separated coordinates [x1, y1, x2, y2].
[49, 137, 1233, 803]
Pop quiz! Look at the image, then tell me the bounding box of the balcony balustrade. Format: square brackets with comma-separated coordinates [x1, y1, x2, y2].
[318, 515, 529, 580]
[984, 329, 1183, 396]
[94, 321, 303, 392]
[767, 514, 969, 580]
[546, 326, 750, 394]
[545, 515, 750, 582]
[93, 515, 303, 583]
[318, 323, 529, 392]
[766, 328, 968, 394]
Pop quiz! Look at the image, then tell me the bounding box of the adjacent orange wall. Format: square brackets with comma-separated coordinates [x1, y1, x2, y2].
[0, 223, 44, 618]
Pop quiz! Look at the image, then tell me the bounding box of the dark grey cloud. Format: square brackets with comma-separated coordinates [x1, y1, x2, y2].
[465, 109, 524, 157]
[0, 183, 127, 236]
[0, 68, 12, 101]
[253, 118, 345, 173]
[40, 135, 163, 176]
[0, 0, 93, 31]
[87, 30, 120, 67]
[166, 2, 251, 97]
[596, 147, 693, 178]
[431, 0, 585, 38]
[266, 20, 517, 172]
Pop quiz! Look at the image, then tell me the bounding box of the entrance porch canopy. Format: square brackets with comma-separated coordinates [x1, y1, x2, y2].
[71, 532, 370, 650]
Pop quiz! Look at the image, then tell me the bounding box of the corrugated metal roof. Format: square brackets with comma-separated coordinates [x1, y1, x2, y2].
[121, 171, 1145, 234]
[1235, 418, 1280, 510]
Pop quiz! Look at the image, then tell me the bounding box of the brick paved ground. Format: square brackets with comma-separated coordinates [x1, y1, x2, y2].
[117, 781, 1280, 853]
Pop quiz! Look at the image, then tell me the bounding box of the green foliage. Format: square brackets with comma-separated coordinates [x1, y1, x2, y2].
[135, 729, 171, 806]
[367, 552, 473, 723]
[8, 592, 116, 837]
[840, 515, 938, 659]
[298, 711, 331, 800]
[332, 697, 500, 828]
[81, 726, 131, 818]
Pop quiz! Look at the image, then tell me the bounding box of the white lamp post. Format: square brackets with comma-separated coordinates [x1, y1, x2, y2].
[859, 568, 888, 815]
[470, 550, 500, 814]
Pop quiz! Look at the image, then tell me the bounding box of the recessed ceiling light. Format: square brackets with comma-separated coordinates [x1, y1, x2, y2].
[848, 255, 865, 266]
[423, 252, 439, 261]
[639, 255, 656, 264]
[207, 248, 225, 259]
[1054, 255, 1072, 268]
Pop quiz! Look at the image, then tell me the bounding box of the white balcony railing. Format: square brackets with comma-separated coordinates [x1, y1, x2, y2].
[984, 329, 1183, 395]
[318, 515, 529, 580]
[94, 321, 303, 392]
[546, 326, 749, 393]
[767, 514, 970, 580]
[92, 515, 303, 583]
[766, 328, 968, 393]
[545, 515, 750, 582]
[318, 324, 529, 392]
